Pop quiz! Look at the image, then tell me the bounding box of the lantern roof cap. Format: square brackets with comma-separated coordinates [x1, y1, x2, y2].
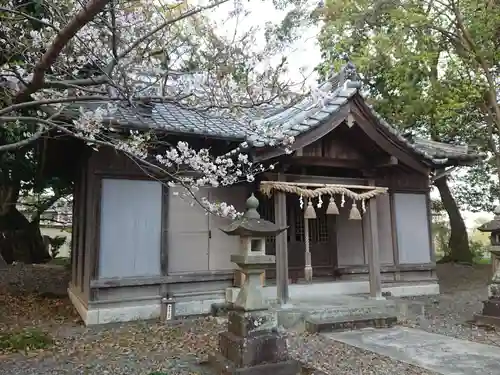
[478, 206, 500, 233]
[220, 193, 287, 237]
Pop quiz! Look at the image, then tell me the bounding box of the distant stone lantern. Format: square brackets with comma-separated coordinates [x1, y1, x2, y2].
[210, 193, 300, 374]
[475, 205, 500, 326]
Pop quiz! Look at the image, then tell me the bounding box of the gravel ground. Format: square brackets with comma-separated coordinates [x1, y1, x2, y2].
[400, 263, 500, 347]
[0, 263, 497, 375]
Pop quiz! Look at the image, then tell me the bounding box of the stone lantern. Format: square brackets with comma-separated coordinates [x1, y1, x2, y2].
[475, 205, 500, 326]
[210, 193, 300, 374]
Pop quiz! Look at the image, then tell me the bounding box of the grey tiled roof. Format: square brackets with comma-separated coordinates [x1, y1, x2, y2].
[101, 77, 358, 148]
[77, 68, 481, 167]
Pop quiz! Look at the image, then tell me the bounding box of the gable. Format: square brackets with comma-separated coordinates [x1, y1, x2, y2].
[255, 94, 430, 174]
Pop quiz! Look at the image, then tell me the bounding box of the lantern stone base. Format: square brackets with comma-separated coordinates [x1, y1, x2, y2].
[209, 309, 300, 375]
[233, 269, 266, 287]
[474, 298, 500, 327]
[210, 352, 300, 375]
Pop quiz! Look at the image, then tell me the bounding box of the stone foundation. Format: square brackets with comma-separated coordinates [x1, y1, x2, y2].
[210, 309, 300, 375]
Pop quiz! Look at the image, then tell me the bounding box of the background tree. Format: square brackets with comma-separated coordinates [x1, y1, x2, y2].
[315, 0, 499, 263]
[0, 0, 316, 264]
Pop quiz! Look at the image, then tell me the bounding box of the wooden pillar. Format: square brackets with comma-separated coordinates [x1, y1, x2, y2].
[70, 176, 79, 286]
[274, 188, 289, 305]
[367, 196, 382, 299]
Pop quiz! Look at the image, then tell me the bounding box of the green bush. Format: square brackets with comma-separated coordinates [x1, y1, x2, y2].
[0, 329, 53, 353]
[470, 239, 491, 264]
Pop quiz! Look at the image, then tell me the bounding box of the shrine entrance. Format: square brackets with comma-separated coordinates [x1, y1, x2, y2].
[258, 193, 337, 282]
[256, 179, 387, 304]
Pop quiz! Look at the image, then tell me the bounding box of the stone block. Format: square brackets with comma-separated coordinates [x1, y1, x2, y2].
[481, 299, 500, 317]
[218, 331, 289, 368]
[227, 310, 277, 337]
[305, 314, 398, 334]
[474, 313, 500, 328]
[230, 254, 275, 266]
[210, 352, 301, 375]
[234, 269, 265, 287]
[211, 303, 232, 317]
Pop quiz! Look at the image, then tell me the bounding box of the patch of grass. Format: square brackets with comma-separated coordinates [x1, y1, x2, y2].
[49, 257, 70, 267]
[0, 329, 53, 353]
[474, 256, 492, 265]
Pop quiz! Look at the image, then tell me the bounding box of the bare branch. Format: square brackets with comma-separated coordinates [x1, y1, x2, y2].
[0, 125, 45, 152]
[0, 7, 60, 31]
[118, 0, 229, 61]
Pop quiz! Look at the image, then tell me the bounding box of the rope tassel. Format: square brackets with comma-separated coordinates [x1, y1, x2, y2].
[349, 201, 362, 220]
[304, 200, 317, 219]
[326, 196, 339, 215]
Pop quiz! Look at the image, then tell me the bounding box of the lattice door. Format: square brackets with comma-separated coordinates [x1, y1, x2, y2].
[257, 192, 337, 280]
[287, 195, 337, 279]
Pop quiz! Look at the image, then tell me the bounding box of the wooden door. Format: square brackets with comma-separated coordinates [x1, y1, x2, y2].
[286, 196, 337, 280]
[257, 193, 337, 280]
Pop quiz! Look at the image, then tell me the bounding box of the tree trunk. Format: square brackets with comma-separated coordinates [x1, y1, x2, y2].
[0, 185, 50, 264]
[434, 176, 472, 264]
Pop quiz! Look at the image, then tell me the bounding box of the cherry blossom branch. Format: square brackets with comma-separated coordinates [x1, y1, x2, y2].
[14, 0, 112, 102]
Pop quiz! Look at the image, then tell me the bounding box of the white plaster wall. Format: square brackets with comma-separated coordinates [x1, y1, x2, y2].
[167, 185, 248, 273]
[207, 186, 248, 270]
[337, 204, 364, 266]
[394, 193, 432, 264]
[167, 187, 210, 273]
[376, 194, 394, 265]
[98, 179, 162, 278]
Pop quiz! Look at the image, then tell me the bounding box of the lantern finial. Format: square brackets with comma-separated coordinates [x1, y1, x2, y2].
[244, 193, 260, 219]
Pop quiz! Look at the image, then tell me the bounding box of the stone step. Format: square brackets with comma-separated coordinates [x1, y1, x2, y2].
[305, 314, 398, 334]
[306, 302, 398, 320]
[276, 299, 399, 331]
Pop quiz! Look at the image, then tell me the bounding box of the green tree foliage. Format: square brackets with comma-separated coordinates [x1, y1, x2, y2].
[316, 0, 498, 210]
[315, 0, 500, 262]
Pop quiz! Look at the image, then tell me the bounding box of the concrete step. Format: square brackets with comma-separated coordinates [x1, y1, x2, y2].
[275, 299, 399, 331]
[306, 301, 399, 320]
[305, 314, 398, 334]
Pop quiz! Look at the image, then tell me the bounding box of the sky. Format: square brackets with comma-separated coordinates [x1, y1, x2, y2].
[207, 0, 322, 87]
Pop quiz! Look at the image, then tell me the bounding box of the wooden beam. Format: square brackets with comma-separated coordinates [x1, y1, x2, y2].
[290, 155, 367, 169]
[373, 155, 399, 168]
[160, 185, 169, 298]
[425, 191, 437, 265]
[274, 173, 290, 305]
[263, 173, 369, 187]
[71, 166, 80, 286]
[261, 179, 388, 191]
[336, 263, 436, 274]
[90, 270, 233, 289]
[389, 192, 400, 268]
[83, 172, 100, 302]
[366, 183, 382, 299]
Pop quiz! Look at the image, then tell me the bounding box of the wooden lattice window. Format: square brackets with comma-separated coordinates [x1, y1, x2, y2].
[292, 197, 329, 244]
